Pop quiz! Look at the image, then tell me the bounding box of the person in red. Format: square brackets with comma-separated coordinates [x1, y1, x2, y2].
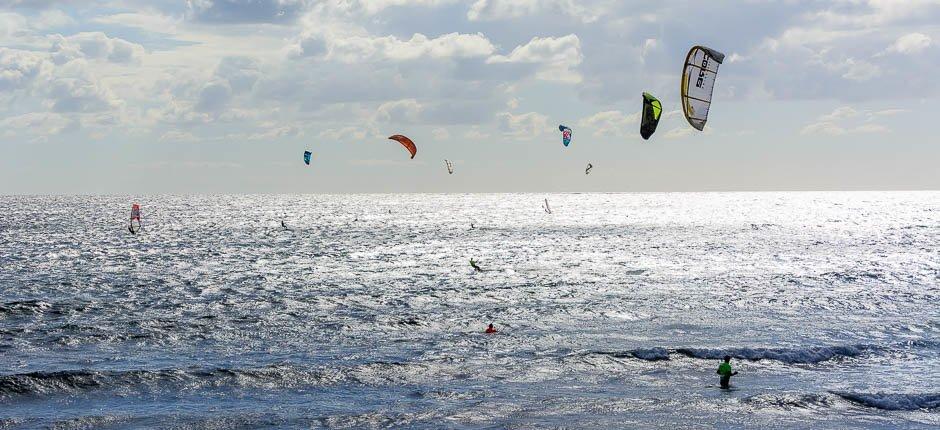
[485, 323, 497, 334]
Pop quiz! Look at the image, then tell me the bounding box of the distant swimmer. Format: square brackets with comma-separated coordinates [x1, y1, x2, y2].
[717, 355, 738, 389]
[485, 323, 497, 334]
[470, 259, 482, 272]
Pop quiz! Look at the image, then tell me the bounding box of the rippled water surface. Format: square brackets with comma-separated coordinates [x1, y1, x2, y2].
[1, 192, 938, 428]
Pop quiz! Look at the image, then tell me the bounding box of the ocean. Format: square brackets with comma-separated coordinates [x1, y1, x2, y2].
[1, 192, 938, 428]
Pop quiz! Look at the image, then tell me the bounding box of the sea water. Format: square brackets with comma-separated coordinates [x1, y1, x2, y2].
[0, 192, 937, 428]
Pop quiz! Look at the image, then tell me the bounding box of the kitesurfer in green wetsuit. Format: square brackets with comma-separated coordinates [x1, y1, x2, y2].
[470, 259, 482, 272]
[717, 355, 738, 389]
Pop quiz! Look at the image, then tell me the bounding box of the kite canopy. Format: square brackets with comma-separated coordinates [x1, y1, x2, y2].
[388, 135, 417, 159]
[558, 125, 572, 147]
[681, 46, 725, 131]
[444, 159, 454, 174]
[303, 151, 312, 165]
[640, 92, 663, 140]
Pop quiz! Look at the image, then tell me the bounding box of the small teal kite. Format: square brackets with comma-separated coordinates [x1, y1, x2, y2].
[559, 125, 572, 147]
[303, 151, 312, 165]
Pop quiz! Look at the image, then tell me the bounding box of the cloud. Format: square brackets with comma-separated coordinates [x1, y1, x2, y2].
[663, 127, 697, 139]
[431, 127, 449, 139]
[467, 0, 601, 23]
[92, 12, 181, 34]
[577, 110, 638, 137]
[375, 98, 423, 123]
[0, 47, 49, 91]
[496, 111, 548, 138]
[0, 111, 72, 138]
[885, 32, 932, 54]
[49, 32, 145, 65]
[47, 75, 121, 112]
[325, 32, 496, 63]
[487, 35, 582, 82]
[193, 79, 233, 112]
[185, 0, 309, 24]
[801, 106, 893, 136]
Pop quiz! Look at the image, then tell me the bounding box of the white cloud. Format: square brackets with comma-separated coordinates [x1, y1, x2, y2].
[663, 127, 696, 139]
[49, 32, 145, 65]
[375, 98, 423, 123]
[496, 111, 548, 138]
[47, 75, 121, 113]
[487, 35, 582, 82]
[820, 106, 858, 122]
[92, 12, 180, 34]
[885, 32, 932, 54]
[0, 47, 49, 91]
[193, 79, 233, 113]
[324, 32, 496, 63]
[431, 127, 450, 139]
[468, 0, 601, 23]
[802, 106, 893, 136]
[0, 112, 72, 137]
[577, 110, 638, 137]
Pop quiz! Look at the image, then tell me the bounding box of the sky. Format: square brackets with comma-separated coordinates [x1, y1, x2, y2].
[1, 0, 938, 194]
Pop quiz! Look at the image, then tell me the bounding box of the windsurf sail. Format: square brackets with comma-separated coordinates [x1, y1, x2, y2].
[303, 150, 312, 165]
[388, 135, 417, 159]
[558, 125, 572, 147]
[585, 163, 593, 175]
[445, 159, 454, 174]
[681, 46, 724, 131]
[543, 198, 552, 214]
[129, 203, 141, 232]
[641, 92, 663, 140]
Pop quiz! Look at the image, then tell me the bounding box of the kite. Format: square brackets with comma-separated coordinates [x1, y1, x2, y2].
[388, 135, 417, 159]
[681, 46, 725, 131]
[558, 125, 572, 147]
[640, 92, 662, 140]
[445, 159, 454, 174]
[585, 163, 593, 175]
[303, 150, 312, 165]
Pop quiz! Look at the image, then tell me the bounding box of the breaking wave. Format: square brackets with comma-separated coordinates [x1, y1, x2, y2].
[833, 392, 940, 411]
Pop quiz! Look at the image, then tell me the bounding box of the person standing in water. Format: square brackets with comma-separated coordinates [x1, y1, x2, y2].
[717, 355, 738, 389]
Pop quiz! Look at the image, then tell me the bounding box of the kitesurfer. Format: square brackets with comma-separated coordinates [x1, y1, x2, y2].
[485, 323, 497, 334]
[717, 356, 738, 389]
[470, 259, 482, 272]
[281, 220, 288, 229]
[128, 225, 136, 235]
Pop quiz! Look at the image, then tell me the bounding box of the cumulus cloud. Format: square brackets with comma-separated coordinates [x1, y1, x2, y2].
[578, 110, 638, 137]
[885, 32, 932, 54]
[375, 98, 423, 123]
[47, 75, 121, 112]
[0, 47, 49, 91]
[193, 79, 233, 113]
[49, 32, 145, 65]
[496, 111, 548, 138]
[324, 32, 496, 63]
[487, 35, 582, 82]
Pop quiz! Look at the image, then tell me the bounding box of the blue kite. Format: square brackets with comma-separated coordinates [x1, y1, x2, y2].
[303, 150, 312, 165]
